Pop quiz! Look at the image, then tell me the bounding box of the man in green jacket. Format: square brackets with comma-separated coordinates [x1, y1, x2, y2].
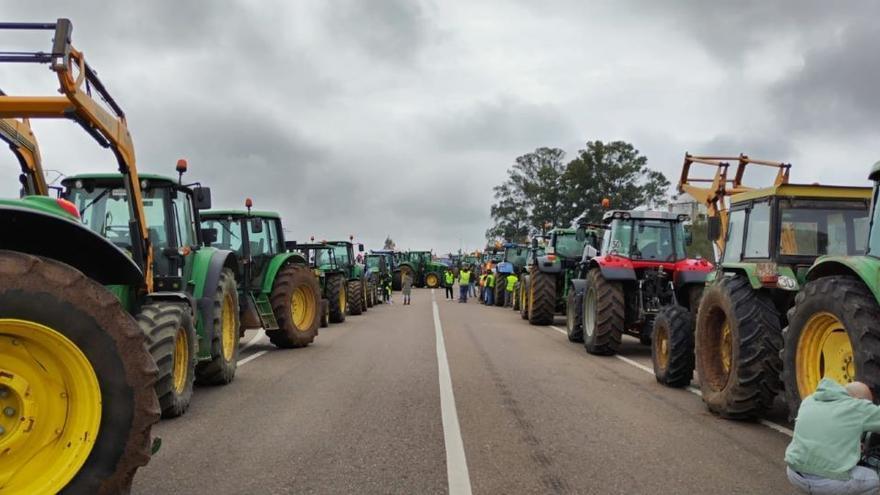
[785, 378, 880, 493]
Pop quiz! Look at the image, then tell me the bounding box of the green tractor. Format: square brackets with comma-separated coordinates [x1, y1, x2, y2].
[518, 244, 546, 320]
[523, 229, 591, 325]
[200, 203, 322, 348]
[326, 240, 368, 315]
[365, 253, 391, 304]
[397, 250, 447, 288]
[291, 241, 349, 324]
[676, 154, 871, 418]
[484, 243, 529, 308]
[781, 161, 880, 416]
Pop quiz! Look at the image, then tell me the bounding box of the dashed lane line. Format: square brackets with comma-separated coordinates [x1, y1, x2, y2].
[547, 326, 794, 437]
[432, 289, 474, 495]
[236, 328, 268, 367]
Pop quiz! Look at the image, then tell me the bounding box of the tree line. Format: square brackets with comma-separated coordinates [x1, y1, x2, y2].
[486, 140, 671, 242]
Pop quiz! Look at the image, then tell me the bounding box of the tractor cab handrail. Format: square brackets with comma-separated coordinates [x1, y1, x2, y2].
[0, 18, 152, 290]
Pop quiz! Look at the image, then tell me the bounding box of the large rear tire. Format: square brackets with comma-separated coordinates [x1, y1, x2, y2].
[140, 302, 196, 418]
[782, 276, 880, 417]
[565, 282, 584, 343]
[695, 275, 782, 419]
[513, 281, 521, 311]
[0, 251, 158, 495]
[652, 305, 695, 388]
[327, 274, 347, 323]
[494, 279, 506, 307]
[528, 270, 556, 325]
[268, 265, 321, 348]
[196, 268, 241, 386]
[519, 276, 530, 320]
[348, 279, 364, 316]
[366, 281, 375, 308]
[582, 268, 624, 355]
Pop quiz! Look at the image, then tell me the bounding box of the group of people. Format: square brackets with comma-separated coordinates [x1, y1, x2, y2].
[442, 265, 518, 306]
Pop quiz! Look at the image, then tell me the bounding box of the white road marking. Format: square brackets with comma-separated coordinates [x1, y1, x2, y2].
[431, 289, 473, 495]
[242, 328, 266, 350]
[237, 350, 268, 366]
[547, 325, 794, 437]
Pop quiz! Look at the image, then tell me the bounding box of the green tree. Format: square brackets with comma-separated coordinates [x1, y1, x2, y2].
[383, 236, 396, 250]
[561, 140, 671, 223]
[686, 217, 717, 262]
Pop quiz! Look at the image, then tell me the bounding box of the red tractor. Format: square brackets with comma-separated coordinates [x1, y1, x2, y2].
[574, 210, 713, 357]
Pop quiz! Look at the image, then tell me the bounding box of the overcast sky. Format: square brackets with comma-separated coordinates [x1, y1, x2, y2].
[1, 1, 877, 254]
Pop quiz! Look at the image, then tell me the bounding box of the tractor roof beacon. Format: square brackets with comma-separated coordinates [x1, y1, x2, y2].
[782, 162, 880, 417]
[0, 20, 160, 493]
[577, 207, 712, 359]
[678, 153, 871, 419]
[200, 205, 323, 347]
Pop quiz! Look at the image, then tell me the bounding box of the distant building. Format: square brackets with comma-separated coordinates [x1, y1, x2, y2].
[667, 197, 707, 221]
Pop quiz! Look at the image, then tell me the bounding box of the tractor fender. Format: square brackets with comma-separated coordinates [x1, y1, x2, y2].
[191, 247, 239, 354]
[569, 278, 588, 297]
[260, 252, 309, 294]
[806, 255, 880, 302]
[146, 292, 196, 315]
[589, 256, 636, 281]
[0, 204, 143, 285]
[535, 256, 562, 274]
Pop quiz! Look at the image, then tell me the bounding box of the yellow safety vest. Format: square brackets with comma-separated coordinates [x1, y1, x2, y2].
[445, 272, 454, 284]
[486, 274, 495, 288]
[460, 271, 471, 285]
[506, 274, 518, 292]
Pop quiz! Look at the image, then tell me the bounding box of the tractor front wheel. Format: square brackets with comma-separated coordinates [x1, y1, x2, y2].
[141, 302, 197, 418]
[519, 276, 530, 320]
[196, 268, 241, 385]
[327, 275, 347, 323]
[513, 281, 521, 311]
[652, 305, 695, 387]
[494, 279, 506, 307]
[0, 251, 158, 494]
[425, 272, 441, 289]
[582, 268, 624, 355]
[348, 279, 365, 315]
[320, 299, 329, 328]
[565, 282, 584, 343]
[782, 276, 880, 417]
[528, 270, 556, 325]
[695, 275, 782, 419]
[268, 265, 321, 348]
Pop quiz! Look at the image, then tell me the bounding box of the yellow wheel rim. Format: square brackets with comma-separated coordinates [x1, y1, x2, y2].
[220, 293, 236, 361]
[172, 326, 189, 394]
[340, 285, 347, 312]
[291, 286, 317, 331]
[427, 274, 438, 287]
[796, 312, 854, 398]
[720, 323, 732, 374]
[0, 319, 101, 495]
[656, 325, 669, 370]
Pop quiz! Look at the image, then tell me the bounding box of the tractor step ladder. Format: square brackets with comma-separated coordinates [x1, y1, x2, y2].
[250, 293, 279, 330]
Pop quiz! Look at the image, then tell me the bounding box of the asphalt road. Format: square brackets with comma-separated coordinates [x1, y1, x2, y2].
[133, 288, 796, 494]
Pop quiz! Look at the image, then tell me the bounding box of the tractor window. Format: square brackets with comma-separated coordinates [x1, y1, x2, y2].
[744, 202, 771, 258]
[201, 218, 242, 254]
[554, 234, 584, 259]
[67, 185, 170, 252]
[604, 219, 632, 255]
[779, 202, 869, 257]
[171, 191, 196, 248]
[630, 220, 680, 261]
[333, 244, 350, 266]
[314, 249, 334, 268]
[264, 219, 280, 256]
[366, 256, 380, 269]
[505, 247, 528, 266]
[723, 209, 746, 263]
[247, 218, 270, 257]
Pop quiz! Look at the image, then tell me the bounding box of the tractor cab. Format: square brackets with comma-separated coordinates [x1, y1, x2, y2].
[326, 240, 365, 280]
[601, 210, 690, 263]
[62, 172, 212, 292]
[200, 208, 286, 290]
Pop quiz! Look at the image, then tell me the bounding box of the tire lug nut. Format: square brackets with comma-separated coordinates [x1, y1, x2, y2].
[0, 387, 8, 398]
[3, 407, 14, 417]
[0, 426, 5, 435]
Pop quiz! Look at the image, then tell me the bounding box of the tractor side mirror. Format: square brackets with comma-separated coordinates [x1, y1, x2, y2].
[202, 227, 218, 245]
[193, 187, 212, 210]
[251, 218, 264, 233]
[575, 227, 586, 243]
[584, 245, 599, 259]
[684, 229, 693, 246]
[358, 243, 364, 252]
[707, 217, 722, 241]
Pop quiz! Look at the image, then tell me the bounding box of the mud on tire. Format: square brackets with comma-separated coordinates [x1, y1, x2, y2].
[196, 268, 241, 385]
[652, 305, 695, 388]
[0, 251, 159, 495]
[141, 302, 196, 418]
[327, 274, 347, 323]
[695, 275, 782, 419]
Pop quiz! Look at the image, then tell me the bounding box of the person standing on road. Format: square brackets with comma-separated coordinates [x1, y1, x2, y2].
[478, 272, 486, 302]
[785, 378, 880, 494]
[484, 271, 495, 306]
[504, 272, 518, 307]
[458, 267, 472, 303]
[402, 273, 412, 305]
[444, 269, 455, 300]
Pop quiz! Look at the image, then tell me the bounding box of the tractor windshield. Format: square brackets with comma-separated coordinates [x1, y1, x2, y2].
[366, 256, 380, 270]
[314, 249, 335, 269]
[332, 244, 350, 266]
[67, 185, 171, 252]
[870, 188, 880, 258]
[777, 199, 869, 258]
[201, 217, 243, 253]
[554, 234, 584, 258]
[504, 247, 528, 266]
[604, 219, 686, 261]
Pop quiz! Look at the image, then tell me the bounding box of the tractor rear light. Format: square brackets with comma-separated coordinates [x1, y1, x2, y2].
[546, 254, 557, 262]
[178, 246, 192, 257]
[756, 262, 779, 286]
[55, 198, 80, 219]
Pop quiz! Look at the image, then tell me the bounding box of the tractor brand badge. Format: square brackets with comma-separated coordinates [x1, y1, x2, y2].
[776, 275, 798, 291]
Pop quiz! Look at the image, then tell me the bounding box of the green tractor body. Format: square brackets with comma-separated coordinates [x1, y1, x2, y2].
[200, 209, 322, 347]
[398, 250, 447, 288]
[326, 240, 369, 315]
[365, 253, 391, 304]
[523, 229, 594, 325]
[781, 168, 880, 417]
[290, 242, 349, 324]
[693, 183, 871, 419]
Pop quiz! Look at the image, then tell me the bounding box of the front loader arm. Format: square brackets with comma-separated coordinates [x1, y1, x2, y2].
[0, 115, 48, 195]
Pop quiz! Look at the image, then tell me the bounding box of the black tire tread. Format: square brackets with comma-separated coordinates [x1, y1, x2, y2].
[268, 264, 321, 348]
[529, 270, 556, 325]
[348, 279, 364, 315]
[140, 302, 196, 418]
[566, 282, 584, 342]
[195, 268, 241, 385]
[583, 268, 624, 355]
[652, 305, 695, 387]
[327, 274, 347, 323]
